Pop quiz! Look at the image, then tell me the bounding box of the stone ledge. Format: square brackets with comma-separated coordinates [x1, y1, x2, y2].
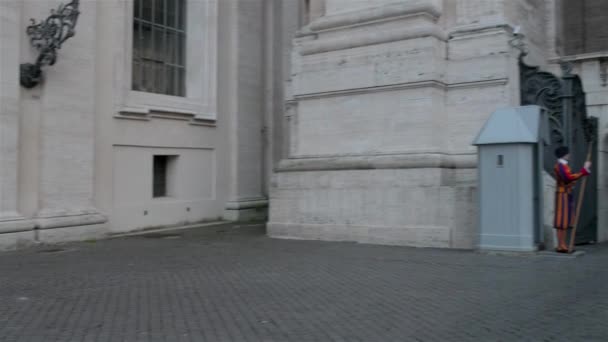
[276, 153, 477, 172]
[0, 216, 36, 234]
[300, 16, 446, 55]
[225, 198, 269, 210]
[309, 1, 443, 32]
[292, 79, 509, 100]
[448, 23, 513, 40]
[34, 213, 108, 230]
[224, 198, 269, 222]
[294, 80, 446, 100]
[116, 106, 217, 126]
[267, 222, 451, 248]
[224, 208, 268, 222]
[37, 224, 107, 245]
[549, 51, 608, 63]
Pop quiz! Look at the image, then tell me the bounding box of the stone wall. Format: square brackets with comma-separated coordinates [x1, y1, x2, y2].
[0, 0, 278, 250]
[269, 0, 548, 249]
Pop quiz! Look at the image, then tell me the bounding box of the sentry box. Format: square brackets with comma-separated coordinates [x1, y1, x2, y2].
[473, 106, 549, 252]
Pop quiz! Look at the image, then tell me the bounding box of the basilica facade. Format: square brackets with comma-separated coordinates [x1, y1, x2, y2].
[1, 0, 607, 250]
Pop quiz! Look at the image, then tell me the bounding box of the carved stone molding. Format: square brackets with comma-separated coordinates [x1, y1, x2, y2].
[276, 153, 477, 172]
[309, 1, 443, 32]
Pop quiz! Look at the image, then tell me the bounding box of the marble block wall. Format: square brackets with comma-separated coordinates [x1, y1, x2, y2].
[269, 0, 548, 249]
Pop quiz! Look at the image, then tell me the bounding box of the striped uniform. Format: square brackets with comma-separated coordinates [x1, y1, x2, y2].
[553, 161, 589, 230]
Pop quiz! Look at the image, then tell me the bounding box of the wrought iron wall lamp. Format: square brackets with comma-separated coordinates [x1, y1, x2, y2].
[20, 0, 80, 88]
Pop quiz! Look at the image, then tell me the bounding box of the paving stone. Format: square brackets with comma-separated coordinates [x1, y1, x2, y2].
[0, 224, 607, 341]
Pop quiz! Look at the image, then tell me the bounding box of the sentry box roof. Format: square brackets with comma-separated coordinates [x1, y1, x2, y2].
[473, 105, 549, 146]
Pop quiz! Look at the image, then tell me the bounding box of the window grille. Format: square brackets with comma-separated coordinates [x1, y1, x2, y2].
[132, 0, 186, 96]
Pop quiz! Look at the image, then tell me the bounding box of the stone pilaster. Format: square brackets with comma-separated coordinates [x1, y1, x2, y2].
[220, 0, 268, 221]
[19, 0, 106, 242]
[0, 0, 36, 250]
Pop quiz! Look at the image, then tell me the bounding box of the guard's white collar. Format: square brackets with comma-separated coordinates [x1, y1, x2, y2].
[558, 158, 568, 165]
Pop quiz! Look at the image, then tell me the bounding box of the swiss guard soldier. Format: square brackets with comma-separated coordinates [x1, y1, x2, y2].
[553, 146, 591, 253]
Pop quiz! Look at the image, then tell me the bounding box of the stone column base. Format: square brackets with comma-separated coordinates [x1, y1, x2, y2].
[0, 214, 36, 233]
[0, 211, 109, 251]
[33, 211, 108, 243]
[34, 211, 107, 229]
[269, 162, 477, 249]
[267, 223, 451, 248]
[36, 223, 107, 244]
[224, 198, 268, 222]
[0, 214, 37, 251]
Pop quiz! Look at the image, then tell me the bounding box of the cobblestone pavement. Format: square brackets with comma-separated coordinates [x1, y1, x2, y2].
[1, 223, 608, 342]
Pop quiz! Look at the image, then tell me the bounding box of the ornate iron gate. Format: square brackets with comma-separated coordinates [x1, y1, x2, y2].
[520, 58, 598, 244]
